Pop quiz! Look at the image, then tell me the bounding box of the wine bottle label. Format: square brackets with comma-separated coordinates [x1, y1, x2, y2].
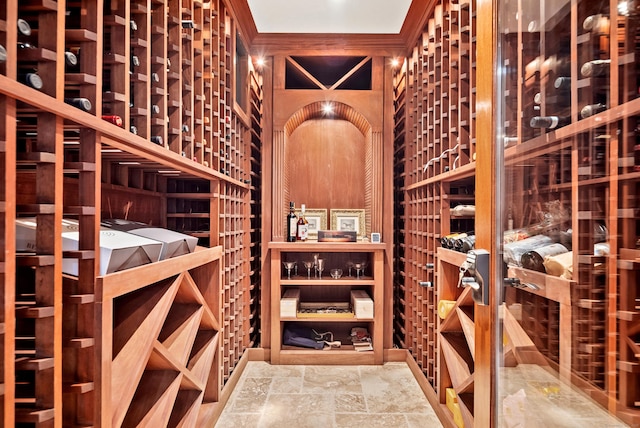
[288, 218, 297, 239]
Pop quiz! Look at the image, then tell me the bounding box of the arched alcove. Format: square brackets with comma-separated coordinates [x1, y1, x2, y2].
[281, 101, 375, 238]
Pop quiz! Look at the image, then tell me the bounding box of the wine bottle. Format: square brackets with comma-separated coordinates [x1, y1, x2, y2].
[0, 45, 6, 63]
[581, 59, 610, 77]
[131, 55, 140, 67]
[17, 18, 32, 36]
[65, 97, 92, 111]
[583, 14, 609, 34]
[454, 234, 476, 253]
[503, 234, 554, 266]
[130, 19, 138, 31]
[554, 76, 571, 90]
[102, 115, 123, 127]
[286, 202, 297, 242]
[64, 51, 78, 68]
[182, 124, 189, 133]
[529, 115, 571, 129]
[520, 243, 569, 272]
[151, 72, 160, 83]
[130, 125, 138, 135]
[296, 204, 309, 241]
[19, 71, 43, 89]
[580, 103, 607, 118]
[150, 136, 163, 145]
[151, 104, 160, 115]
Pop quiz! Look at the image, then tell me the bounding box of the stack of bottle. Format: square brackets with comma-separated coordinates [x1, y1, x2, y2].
[440, 231, 475, 253]
[503, 223, 607, 277]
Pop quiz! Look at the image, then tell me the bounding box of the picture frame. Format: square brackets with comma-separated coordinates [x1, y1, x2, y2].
[330, 209, 366, 238]
[295, 208, 327, 240]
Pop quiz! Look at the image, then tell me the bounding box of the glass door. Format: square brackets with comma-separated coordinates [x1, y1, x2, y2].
[492, 0, 640, 426]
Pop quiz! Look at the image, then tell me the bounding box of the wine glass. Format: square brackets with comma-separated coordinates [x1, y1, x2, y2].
[354, 262, 363, 279]
[330, 268, 343, 279]
[303, 260, 314, 279]
[345, 261, 354, 277]
[283, 261, 296, 279]
[312, 253, 320, 277]
[316, 259, 325, 279]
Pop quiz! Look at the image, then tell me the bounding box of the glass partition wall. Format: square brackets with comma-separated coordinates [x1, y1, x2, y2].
[496, 0, 639, 426]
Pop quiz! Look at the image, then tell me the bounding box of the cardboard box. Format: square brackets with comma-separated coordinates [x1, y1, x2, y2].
[280, 288, 300, 318]
[318, 230, 357, 242]
[16, 217, 163, 276]
[350, 290, 374, 319]
[101, 219, 198, 260]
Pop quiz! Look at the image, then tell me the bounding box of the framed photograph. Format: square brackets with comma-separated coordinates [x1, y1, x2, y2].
[330, 209, 366, 238]
[295, 208, 327, 240]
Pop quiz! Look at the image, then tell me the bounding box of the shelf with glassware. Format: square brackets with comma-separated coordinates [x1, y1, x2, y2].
[269, 242, 385, 365]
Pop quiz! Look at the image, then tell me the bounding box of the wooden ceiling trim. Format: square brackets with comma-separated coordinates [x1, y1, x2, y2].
[399, 0, 437, 53]
[226, 0, 259, 45]
[284, 101, 371, 137]
[249, 33, 407, 57]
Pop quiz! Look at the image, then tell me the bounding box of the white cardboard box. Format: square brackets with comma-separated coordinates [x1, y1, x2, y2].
[281, 288, 300, 318]
[16, 217, 163, 276]
[101, 219, 198, 260]
[350, 290, 374, 319]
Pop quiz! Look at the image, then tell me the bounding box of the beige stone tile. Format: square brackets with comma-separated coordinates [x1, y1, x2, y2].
[334, 393, 367, 412]
[243, 361, 304, 378]
[406, 413, 444, 427]
[303, 365, 362, 394]
[271, 375, 304, 394]
[214, 412, 261, 428]
[335, 413, 409, 428]
[259, 393, 335, 427]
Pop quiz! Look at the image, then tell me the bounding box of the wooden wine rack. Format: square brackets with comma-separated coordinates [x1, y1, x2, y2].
[1, 0, 262, 426]
[394, 0, 640, 426]
[393, 0, 478, 412]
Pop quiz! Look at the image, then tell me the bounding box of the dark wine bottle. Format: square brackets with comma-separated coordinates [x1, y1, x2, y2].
[151, 104, 160, 115]
[0, 45, 6, 63]
[131, 55, 140, 67]
[65, 97, 92, 111]
[454, 234, 476, 253]
[102, 115, 123, 127]
[286, 201, 297, 242]
[520, 243, 569, 272]
[19, 71, 43, 89]
[64, 51, 78, 67]
[130, 19, 138, 31]
[529, 115, 571, 129]
[130, 125, 138, 135]
[150, 136, 163, 145]
[182, 124, 189, 133]
[581, 59, 610, 77]
[554, 76, 571, 90]
[580, 103, 607, 118]
[151, 72, 160, 83]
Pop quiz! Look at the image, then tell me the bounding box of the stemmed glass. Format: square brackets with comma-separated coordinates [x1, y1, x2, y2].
[316, 259, 325, 279]
[283, 261, 296, 279]
[345, 261, 354, 277]
[303, 260, 314, 279]
[354, 262, 363, 279]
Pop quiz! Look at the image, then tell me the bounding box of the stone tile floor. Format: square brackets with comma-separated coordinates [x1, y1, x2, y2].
[214, 362, 444, 428]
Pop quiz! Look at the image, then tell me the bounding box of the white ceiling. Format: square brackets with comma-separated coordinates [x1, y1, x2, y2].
[246, 0, 413, 34]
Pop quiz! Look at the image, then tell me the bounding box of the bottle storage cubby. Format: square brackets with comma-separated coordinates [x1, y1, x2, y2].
[1, 0, 263, 425]
[394, 0, 640, 426]
[269, 242, 385, 365]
